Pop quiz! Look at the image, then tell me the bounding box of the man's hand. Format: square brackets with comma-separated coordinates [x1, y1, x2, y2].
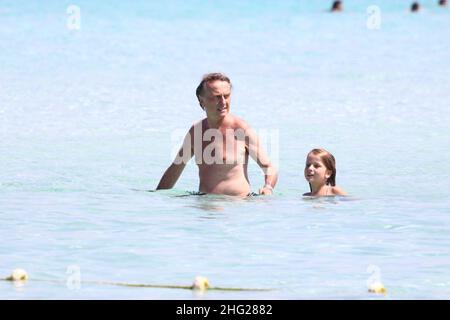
[259, 185, 273, 195]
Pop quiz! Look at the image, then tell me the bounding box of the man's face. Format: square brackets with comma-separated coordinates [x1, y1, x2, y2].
[199, 80, 231, 119]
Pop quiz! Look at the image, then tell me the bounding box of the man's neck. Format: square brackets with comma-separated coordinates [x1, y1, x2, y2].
[206, 115, 228, 129]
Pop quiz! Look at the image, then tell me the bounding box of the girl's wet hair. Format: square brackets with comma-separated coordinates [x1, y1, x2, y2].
[307, 148, 337, 188]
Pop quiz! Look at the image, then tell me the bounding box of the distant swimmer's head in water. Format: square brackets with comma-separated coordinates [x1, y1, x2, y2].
[411, 2, 421, 12]
[303, 148, 347, 197]
[331, 1, 343, 12]
[439, 0, 448, 7]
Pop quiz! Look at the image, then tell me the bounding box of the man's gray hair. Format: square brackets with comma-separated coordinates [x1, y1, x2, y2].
[196, 73, 232, 107]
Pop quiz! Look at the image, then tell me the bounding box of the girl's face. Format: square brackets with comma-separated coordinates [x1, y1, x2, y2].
[304, 154, 331, 186]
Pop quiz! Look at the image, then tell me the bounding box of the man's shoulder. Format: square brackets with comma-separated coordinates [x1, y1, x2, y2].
[190, 119, 207, 130]
[230, 115, 251, 130]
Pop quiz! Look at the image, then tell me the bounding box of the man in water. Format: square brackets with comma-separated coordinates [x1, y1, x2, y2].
[439, 0, 447, 7]
[331, 1, 343, 12]
[156, 73, 278, 197]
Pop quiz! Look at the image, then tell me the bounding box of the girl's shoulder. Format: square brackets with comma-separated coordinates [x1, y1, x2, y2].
[331, 186, 347, 196]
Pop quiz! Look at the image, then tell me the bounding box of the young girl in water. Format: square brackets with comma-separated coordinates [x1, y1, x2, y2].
[303, 148, 347, 197]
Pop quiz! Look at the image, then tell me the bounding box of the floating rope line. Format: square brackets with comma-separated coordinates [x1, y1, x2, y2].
[82, 280, 273, 292]
[1, 270, 275, 292]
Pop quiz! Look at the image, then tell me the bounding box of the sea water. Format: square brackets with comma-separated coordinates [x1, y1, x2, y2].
[1, 0, 450, 299]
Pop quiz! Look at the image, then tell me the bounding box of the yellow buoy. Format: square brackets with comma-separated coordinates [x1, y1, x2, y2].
[368, 282, 387, 294]
[6, 269, 28, 281]
[192, 276, 209, 291]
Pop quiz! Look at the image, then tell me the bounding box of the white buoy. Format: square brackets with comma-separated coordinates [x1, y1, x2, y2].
[368, 281, 387, 294]
[6, 269, 28, 281]
[192, 276, 209, 291]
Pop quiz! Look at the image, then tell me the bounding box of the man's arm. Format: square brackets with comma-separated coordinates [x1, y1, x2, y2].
[245, 126, 278, 195]
[156, 162, 186, 190]
[156, 128, 194, 190]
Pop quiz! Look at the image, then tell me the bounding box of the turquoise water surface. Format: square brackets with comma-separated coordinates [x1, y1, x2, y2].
[1, 0, 450, 299]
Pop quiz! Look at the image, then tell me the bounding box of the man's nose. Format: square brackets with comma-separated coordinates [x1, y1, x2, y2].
[218, 95, 226, 105]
